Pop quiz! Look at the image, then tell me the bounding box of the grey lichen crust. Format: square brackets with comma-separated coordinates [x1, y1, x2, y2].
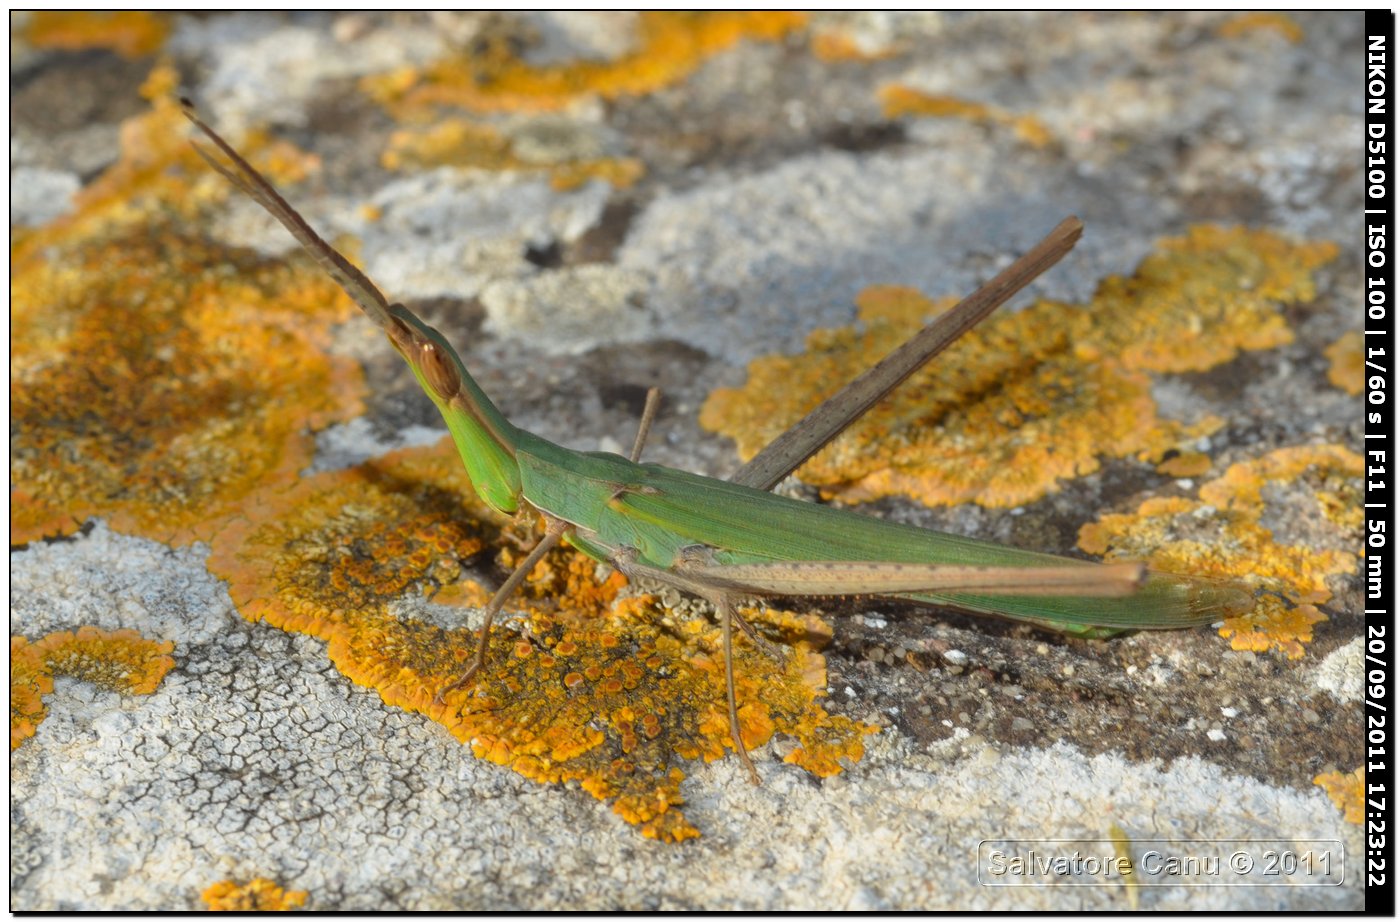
[7, 522, 1361, 908]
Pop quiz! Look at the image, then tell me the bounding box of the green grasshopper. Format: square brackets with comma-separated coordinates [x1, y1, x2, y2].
[183, 102, 1251, 783]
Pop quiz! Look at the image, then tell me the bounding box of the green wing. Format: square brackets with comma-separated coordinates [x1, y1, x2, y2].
[513, 433, 1249, 634]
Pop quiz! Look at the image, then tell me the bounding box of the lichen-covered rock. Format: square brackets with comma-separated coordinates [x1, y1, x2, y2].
[11, 10, 1363, 910]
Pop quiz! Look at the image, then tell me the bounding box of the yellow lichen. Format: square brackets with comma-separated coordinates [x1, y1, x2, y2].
[23, 10, 169, 58]
[549, 157, 646, 191]
[879, 84, 1053, 148]
[701, 226, 1337, 509]
[1314, 768, 1364, 824]
[202, 878, 308, 912]
[1325, 331, 1364, 396]
[10, 628, 176, 750]
[365, 13, 794, 204]
[1219, 593, 1329, 659]
[35, 627, 177, 694]
[1156, 451, 1212, 478]
[10, 637, 53, 750]
[11, 220, 364, 546]
[207, 439, 499, 630]
[11, 65, 365, 546]
[381, 117, 644, 190]
[1196, 444, 1360, 518]
[207, 438, 875, 840]
[1217, 12, 1305, 44]
[1108, 821, 1140, 910]
[363, 12, 806, 116]
[1086, 227, 1333, 374]
[1080, 445, 1361, 658]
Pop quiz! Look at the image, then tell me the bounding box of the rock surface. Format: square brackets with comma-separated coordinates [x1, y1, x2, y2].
[11, 11, 1363, 910]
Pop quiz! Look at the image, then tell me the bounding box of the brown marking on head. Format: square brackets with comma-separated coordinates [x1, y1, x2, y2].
[420, 340, 462, 401]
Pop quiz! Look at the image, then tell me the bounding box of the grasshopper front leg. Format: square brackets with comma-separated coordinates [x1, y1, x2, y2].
[436, 514, 571, 704]
[712, 593, 761, 785]
[440, 388, 664, 704]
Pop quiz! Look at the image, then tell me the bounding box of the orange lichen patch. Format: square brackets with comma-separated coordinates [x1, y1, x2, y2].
[363, 12, 806, 117]
[425, 582, 873, 840]
[35, 627, 177, 694]
[1314, 768, 1365, 824]
[201, 878, 308, 911]
[11, 65, 363, 546]
[1079, 495, 1239, 582]
[10, 637, 53, 750]
[1220, 593, 1329, 660]
[10, 628, 175, 750]
[381, 117, 644, 190]
[208, 437, 873, 840]
[11, 218, 364, 546]
[206, 439, 499, 631]
[23, 11, 169, 58]
[702, 286, 1192, 508]
[1198, 444, 1363, 533]
[701, 226, 1337, 509]
[1080, 445, 1361, 658]
[81, 64, 190, 212]
[1082, 226, 1336, 374]
[1217, 12, 1305, 44]
[879, 84, 1053, 148]
[1325, 331, 1364, 396]
[1156, 451, 1212, 478]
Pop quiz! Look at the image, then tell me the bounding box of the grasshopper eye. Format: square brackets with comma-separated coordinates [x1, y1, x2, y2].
[420, 340, 462, 401]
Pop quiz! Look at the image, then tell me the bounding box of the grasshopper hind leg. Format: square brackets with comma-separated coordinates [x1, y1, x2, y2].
[714, 594, 763, 785]
[609, 551, 769, 784]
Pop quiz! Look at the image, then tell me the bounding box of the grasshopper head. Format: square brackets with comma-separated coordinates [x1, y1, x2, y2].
[379, 302, 524, 516]
[385, 303, 462, 403]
